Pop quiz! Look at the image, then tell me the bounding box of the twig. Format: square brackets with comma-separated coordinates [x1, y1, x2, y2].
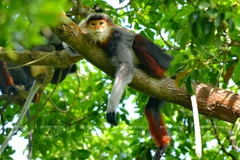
[210, 119, 237, 160]
[0, 80, 40, 155]
[16, 70, 67, 129]
[0, 97, 16, 115]
[157, 22, 180, 50]
[42, 92, 70, 113]
[26, 110, 32, 159]
[6, 52, 52, 69]
[70, 72, 81, 109]
[67, 114, 92, 126]
[114, 0, 132, 10]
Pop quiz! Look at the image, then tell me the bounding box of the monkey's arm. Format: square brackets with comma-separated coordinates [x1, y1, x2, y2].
[105, 27, 135, 125]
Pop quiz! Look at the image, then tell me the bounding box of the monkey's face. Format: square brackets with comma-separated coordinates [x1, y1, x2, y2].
[89, 20, 106, 33]
[87, 20, 112, 43]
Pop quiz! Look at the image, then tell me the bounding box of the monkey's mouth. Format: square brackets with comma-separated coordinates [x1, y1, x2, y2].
[94, 31, 103, 35]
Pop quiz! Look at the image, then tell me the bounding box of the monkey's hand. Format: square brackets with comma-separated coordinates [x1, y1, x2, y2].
[7, 85, 26, 96]
[106, 99, 119, 126]
[106, 112, 118, 126]
[7, 83, 39, 103]
[153, 145, 168, 160]
[7, 81, 33, 96]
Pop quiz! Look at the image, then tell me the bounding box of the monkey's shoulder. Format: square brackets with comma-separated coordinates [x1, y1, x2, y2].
[112, 26, 135, 37]
[110, 26, 136, 47]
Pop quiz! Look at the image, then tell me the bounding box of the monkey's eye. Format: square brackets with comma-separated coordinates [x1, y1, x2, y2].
[91, 22, 95, 26]
[99, 21, 104, 25]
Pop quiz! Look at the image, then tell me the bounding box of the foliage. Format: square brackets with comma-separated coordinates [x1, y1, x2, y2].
[0, 0, 239, 159]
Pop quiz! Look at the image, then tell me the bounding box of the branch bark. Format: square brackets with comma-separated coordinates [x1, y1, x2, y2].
[0, 47, 82, 67]
[51, 14, 240, 124]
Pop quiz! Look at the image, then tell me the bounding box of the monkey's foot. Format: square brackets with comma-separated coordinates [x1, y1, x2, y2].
[106, 112, 118, 126]
[7, 86, 18, 96]
[153, 145, 168, 160]
[25, 82, 33, 90]
[7, 84, 30, 96]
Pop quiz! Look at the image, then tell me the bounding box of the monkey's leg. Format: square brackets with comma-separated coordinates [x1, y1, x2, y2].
[0, 61, 15, 94]
[106, 63, 133, 126]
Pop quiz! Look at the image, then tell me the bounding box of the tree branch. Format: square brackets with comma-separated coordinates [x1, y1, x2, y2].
[0, 47, 82, 67]
[51, 14, 240, 124]
[2, 14, 237, 124]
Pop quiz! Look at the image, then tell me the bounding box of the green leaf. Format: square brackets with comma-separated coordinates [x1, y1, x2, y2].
[176, 29, 190, 49]
[185, 75, 194, 95]
[191, 70, 199, 81]
[227, 18, 235, 32]
[72, 149, 91, 159]
[198, 2, 211, 10]
[201, 17, 214, 35]
[191, 22, 198, 37]
[180, 30, 191, 49]
[206, 8, 218, 19]
[232, 17, 240, 31]
[174, 5, 193, 21]
[95, 81, 104, 91]
[215, 13, 224, 27]
[232, 61, 240, 83]
[189, 11, 200, 25]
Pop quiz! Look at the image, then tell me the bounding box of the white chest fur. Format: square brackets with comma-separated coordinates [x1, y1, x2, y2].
[131, 49, 140, 66]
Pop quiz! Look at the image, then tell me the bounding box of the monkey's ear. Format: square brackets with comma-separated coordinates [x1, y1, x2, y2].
[78, 20, 88, 33]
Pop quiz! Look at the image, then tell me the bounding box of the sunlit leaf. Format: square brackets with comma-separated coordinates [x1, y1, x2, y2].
[186, 75, 194, 95]
[232, 61, 240, 83]
[175, 70, 190, 87]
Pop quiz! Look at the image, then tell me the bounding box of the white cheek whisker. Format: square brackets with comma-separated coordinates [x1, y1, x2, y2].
[88, 26, 112, 44]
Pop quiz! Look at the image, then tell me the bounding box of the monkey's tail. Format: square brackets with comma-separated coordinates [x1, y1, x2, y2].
[144, 97, 171, 159]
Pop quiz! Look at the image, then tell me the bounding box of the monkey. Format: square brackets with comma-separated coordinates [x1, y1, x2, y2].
[0, 60, 77, 105]
[0, 29, 77, 100]
[81, 13, 173, 159]
[0, 61, 16, 94]
[0, 62, 76, 93]
[0, 60, 40, 104]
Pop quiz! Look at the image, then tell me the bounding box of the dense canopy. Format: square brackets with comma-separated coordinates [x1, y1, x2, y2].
[0, 0, 239, 159]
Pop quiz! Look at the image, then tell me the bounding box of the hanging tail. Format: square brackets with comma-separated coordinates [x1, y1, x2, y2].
[144, 97, 171, 159]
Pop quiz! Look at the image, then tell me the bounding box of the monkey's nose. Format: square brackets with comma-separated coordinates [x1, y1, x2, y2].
[94, 25, 101, 29]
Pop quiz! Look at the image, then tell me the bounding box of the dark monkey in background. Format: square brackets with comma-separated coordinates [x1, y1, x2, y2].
[0, 30, 77, 100]
[81, 13, 173, 159]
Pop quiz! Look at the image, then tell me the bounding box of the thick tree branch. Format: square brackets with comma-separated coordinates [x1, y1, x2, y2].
[0, 47, 82, 67]
[51, 14, 240, 123]
[1, 14, 239, 123]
